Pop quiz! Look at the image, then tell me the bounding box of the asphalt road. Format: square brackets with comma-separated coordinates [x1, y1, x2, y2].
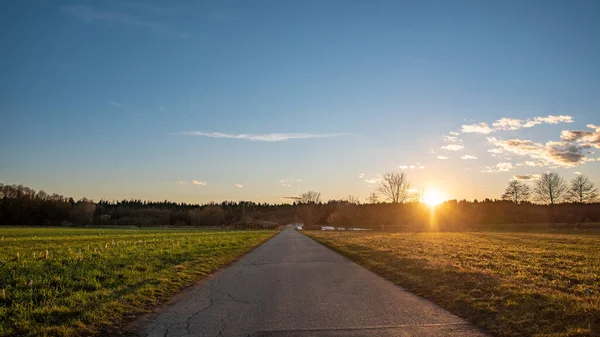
[137, 228, 488, 337]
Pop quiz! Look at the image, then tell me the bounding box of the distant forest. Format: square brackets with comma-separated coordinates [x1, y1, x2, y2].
[1, 171, 599, 230]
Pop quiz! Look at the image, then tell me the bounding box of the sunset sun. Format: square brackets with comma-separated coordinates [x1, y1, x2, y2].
[423, 188, 445, 207]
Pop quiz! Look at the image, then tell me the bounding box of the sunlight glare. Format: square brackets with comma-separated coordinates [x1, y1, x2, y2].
[423, 187, 445, 207]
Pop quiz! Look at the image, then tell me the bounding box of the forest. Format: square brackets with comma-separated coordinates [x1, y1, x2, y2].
[1, 171, 599, 231]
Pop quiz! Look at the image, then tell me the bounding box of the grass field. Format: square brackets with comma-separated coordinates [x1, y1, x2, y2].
[0, 227, 275, 336]
[306, 231, 600, 337]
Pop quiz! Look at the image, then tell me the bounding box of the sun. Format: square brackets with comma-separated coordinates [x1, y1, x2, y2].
[423, 187, 445, 207]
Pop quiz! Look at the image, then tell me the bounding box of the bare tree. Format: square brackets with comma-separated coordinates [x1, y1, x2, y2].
[366, 192, 380, 204]
[376, 172, 411, 203]
[502, 180, 531, 204]
[567, 175, 598, 203]
[346, 195, 361, 205]
[533, 172, 567, 205]
[298, 191, 322, 230]
[300, 191, 321, 204]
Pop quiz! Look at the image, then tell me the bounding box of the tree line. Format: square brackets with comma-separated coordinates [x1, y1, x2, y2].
[1, 171, 598, 230]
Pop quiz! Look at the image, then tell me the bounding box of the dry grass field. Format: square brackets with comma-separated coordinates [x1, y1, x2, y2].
[307, 230, 600, 337]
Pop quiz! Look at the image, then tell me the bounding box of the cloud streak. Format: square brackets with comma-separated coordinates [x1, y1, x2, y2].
[62, 4, 190, 37]
[481, 162, 514, 173]
[177, 131, 356, 142]
[513, 174, 540, 181]
[462, 115, 573, 134]
[441, 144, 464, 151]
[192, 180, 207, 186]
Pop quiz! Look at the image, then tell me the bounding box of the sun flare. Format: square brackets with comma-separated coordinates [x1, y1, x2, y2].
[423, 188, 445, 207]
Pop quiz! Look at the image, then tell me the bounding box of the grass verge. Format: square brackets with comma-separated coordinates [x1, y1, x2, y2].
[306, 231, 600, 337]
[0, 227, 275, 336]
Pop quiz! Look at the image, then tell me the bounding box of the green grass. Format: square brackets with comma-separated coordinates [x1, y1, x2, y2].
[306, 230, 600, 337]
[0, 227, 275, 336]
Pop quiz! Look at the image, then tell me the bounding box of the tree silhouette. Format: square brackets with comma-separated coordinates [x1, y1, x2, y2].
[567, 175, 598, 203]
[502, 180, 531, 204]
[376, 172, 411, 203]
[534, 172, 567, 205]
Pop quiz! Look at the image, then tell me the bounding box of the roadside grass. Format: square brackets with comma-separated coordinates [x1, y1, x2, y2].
[0, 227, 275, 336]
[306, 230, 600, 337]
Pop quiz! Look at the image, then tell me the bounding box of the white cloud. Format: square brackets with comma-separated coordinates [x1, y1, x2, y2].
[513, 174, 540, 181]
[449, 131, 459, 136]
[442, 135, 460, 142]
[575, 171, 582, 175]
[398, 163, 424, 170]
[176, 131, 355, 142]
[492, 118, 522, 131]
[461, 155, 478, 160]
[235, 184, 243, 188]
[462, 122, 493, 134]
[436, 156, 449, 160]
[176, 180, 185, 185]
[364, 178, 377, 184]
[441, 144, 464, 151]
[192, 180, 207, 186]
[518, 160, 546, 167]
[358, 174, 365, 178]
[481, 162, 514, 173]
[488, 148, 504, 154]
[108, 101, 123, 108]
[523, 115, 573, 128]
[461, 115, 574, 134]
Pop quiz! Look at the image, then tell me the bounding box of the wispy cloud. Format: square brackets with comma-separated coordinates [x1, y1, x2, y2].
[176, 131, 356, 142]
[62, 4, 190, 37]
[398, 163, 425, 170]
[462, 122, 494, 134]
[436, 156, 449, 160]
[462, 115, 573, 134]
[442, 135, 460, 142]
[280, 196, 302, 201]
[116, 2, 183, 16]
[481, 162, 514, 173]
[176, 180, 185, 185]
[441, 144, 464, 151]
[524, 115, 573, 128]
[364, 178, 377, 184]
[234, 184, 243, 188]
[513, 174, 540, 181]
[492, 118, 522, 131]
[108, 101, 124, 108]
[192, 180, 206, 186]
[516, 160, 546, 167]
[461, 155, 478, 160]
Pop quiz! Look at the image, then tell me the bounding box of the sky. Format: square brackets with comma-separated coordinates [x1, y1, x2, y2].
[1, 0, 600, 204]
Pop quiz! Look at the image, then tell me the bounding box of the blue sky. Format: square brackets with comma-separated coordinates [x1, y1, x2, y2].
[2, 0, 599, 203]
